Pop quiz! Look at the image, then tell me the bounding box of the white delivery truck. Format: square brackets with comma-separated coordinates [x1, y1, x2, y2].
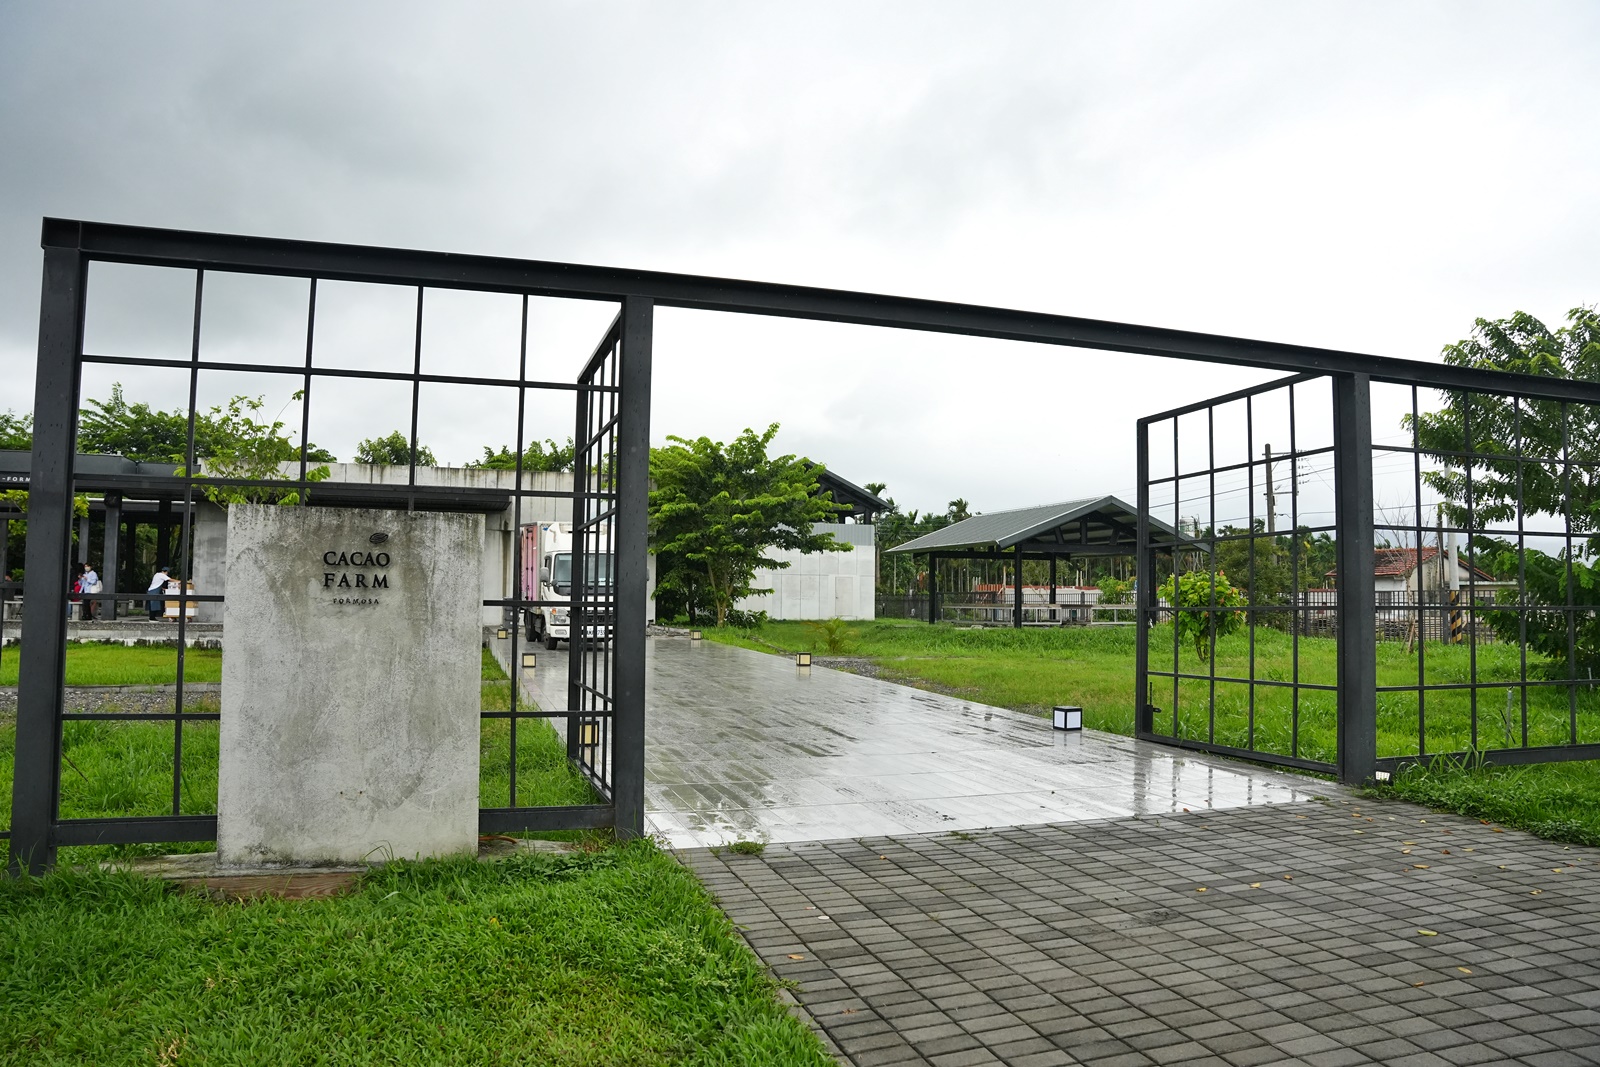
[517, 522, 614, 649]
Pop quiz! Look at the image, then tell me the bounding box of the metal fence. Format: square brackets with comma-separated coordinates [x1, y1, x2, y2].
[17, 218, 1600, 871]
[1136, 370, 1600, 781]
[9, 221, 651, 873]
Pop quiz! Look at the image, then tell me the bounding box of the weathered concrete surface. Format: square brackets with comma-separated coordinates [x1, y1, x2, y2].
[517, 638, 1317, 848]
[217, 505, 483, 867]
[191, 501, 228, 623]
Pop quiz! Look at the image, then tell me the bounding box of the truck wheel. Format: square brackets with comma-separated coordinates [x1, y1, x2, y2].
[545, 631, 559, 651]
[524, 613, 538, 642]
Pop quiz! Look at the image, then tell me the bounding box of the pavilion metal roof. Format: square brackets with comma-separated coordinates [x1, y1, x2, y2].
[886, 494, 1184, 555]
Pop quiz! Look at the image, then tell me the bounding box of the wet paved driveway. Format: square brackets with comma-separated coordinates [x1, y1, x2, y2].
[523, 636, 1315, 848]
[686, 799, 1600, 1066]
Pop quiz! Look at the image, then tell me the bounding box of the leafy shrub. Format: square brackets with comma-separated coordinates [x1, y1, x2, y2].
[802, 617, 858, 654]
[1097, 575, 1134, 604]
[723, 608, 768, 631]
[1157, 569, 1246, 660]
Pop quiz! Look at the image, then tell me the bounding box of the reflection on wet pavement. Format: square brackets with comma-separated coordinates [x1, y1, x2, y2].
[520, 636, 1318, 847]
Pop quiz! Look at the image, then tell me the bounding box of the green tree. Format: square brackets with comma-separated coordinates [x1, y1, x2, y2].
[650, 424, 848, 627]
[184, 395, 330, 505]
[79, 384, 195, 462]
[76, 384, 335, 465]
[1412, 307, 1600, 546]
[1097, 575, 1134, 604]
[866, 488, 956, 596]
[355, 431, 437, 467]
[1410, 307, 1600, 670]
[1158, 569, 1247, 661]
[469, 438, 576, 472]
[0, 411, 31, 451]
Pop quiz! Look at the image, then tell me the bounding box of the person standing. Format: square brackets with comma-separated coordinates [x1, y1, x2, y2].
[81, 562, 101, 621]
[147, 564, 173, 621]
[70, 562, 85, 620]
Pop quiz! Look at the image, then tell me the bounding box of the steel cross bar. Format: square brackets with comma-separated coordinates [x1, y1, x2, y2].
[42, 219, 1600, 405]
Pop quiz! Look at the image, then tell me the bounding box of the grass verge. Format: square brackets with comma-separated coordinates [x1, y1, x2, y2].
[1371, 757, 1600, 848]
[0, 843, 831, 1067]
[0, 642, 222, 686]
[0, 647, 598, 853]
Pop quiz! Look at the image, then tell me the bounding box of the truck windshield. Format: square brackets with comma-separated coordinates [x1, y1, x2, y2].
[551, 552, 613, 592]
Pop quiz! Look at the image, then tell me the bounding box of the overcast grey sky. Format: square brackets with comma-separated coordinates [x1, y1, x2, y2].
[2, 2, 1597, 518]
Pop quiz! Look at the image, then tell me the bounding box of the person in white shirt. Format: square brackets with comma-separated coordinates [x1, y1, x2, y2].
[81, 563, 101, 621]
[147, 565, 172, 620]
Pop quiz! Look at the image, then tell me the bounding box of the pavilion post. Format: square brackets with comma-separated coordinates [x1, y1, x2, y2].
[1049, 555, 1057, 604]
[1013, 544, 1024, 628]
[927, 552, 938, 624]
[101, 494, 120, 619]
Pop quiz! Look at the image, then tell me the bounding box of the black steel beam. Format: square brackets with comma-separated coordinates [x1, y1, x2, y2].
[10, 246, 83, 876]
[54, 815, 217, 847]
[611, 296, 652, 840]
[1133, 731, 1336, 775]
[478, 805, 614, 833]
[1375, 743, 1600, 772]
[1334, 374, 1378, 786]
[43, 219, 1600, 405]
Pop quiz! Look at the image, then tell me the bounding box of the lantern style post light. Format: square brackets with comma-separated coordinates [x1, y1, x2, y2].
[1053, 705, 1083, 731]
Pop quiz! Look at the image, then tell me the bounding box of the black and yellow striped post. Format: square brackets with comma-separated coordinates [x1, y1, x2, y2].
[1449, 589, 1465, 644]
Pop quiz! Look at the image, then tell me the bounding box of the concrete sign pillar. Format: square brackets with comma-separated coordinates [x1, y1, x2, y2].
[217, 505, 484, 867]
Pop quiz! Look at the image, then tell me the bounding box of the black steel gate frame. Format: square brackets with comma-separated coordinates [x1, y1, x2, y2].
[1133, 373, 1372, 781]
[15, 218, 1600, 873]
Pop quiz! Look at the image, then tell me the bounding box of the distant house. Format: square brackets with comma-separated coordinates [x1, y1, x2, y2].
[1326, 546, 1503, 600]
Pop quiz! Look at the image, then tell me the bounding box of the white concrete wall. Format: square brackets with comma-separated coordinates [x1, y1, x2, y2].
[736, 523, 876, 621]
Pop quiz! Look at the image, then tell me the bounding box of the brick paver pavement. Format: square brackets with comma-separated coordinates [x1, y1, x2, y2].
[683, 793, 1600, 1066]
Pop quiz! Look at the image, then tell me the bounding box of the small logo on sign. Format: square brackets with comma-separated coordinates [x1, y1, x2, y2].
[369, 532, 389, 545]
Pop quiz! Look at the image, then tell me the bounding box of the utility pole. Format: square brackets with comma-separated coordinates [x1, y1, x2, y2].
[1264, 444, 1277, 535]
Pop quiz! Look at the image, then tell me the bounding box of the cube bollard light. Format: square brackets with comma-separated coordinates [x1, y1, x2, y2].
[690, 630, 703, 640]
[522, 652, 536, 670]
[795, 652, 811, 667]
[1053, 705, 1083, 731]
[496, 627, 508, 640]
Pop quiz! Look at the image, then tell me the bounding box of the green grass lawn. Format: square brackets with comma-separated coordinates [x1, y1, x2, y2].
[710, 619, 1600, 764]
[0, 844, 831, 1067]
[0, 642, 222, 686]
[0, 648, 597, 852]
[1375, 757, 1600, 849]
[707, 617, 1600, 847]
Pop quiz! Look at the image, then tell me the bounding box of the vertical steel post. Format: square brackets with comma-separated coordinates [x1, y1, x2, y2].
[1048, 555, 1057, 605]
[10, 242, 85, 875]
[927, 553, 938, 624]
[612, 296, 653, 839]
[1135, 419, 1153, 734]
[1333, 373, 1377, 785]
[567, 365, 590, 760]
[102, 494, 120, 619]
[1013, 544, 1024, 627]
